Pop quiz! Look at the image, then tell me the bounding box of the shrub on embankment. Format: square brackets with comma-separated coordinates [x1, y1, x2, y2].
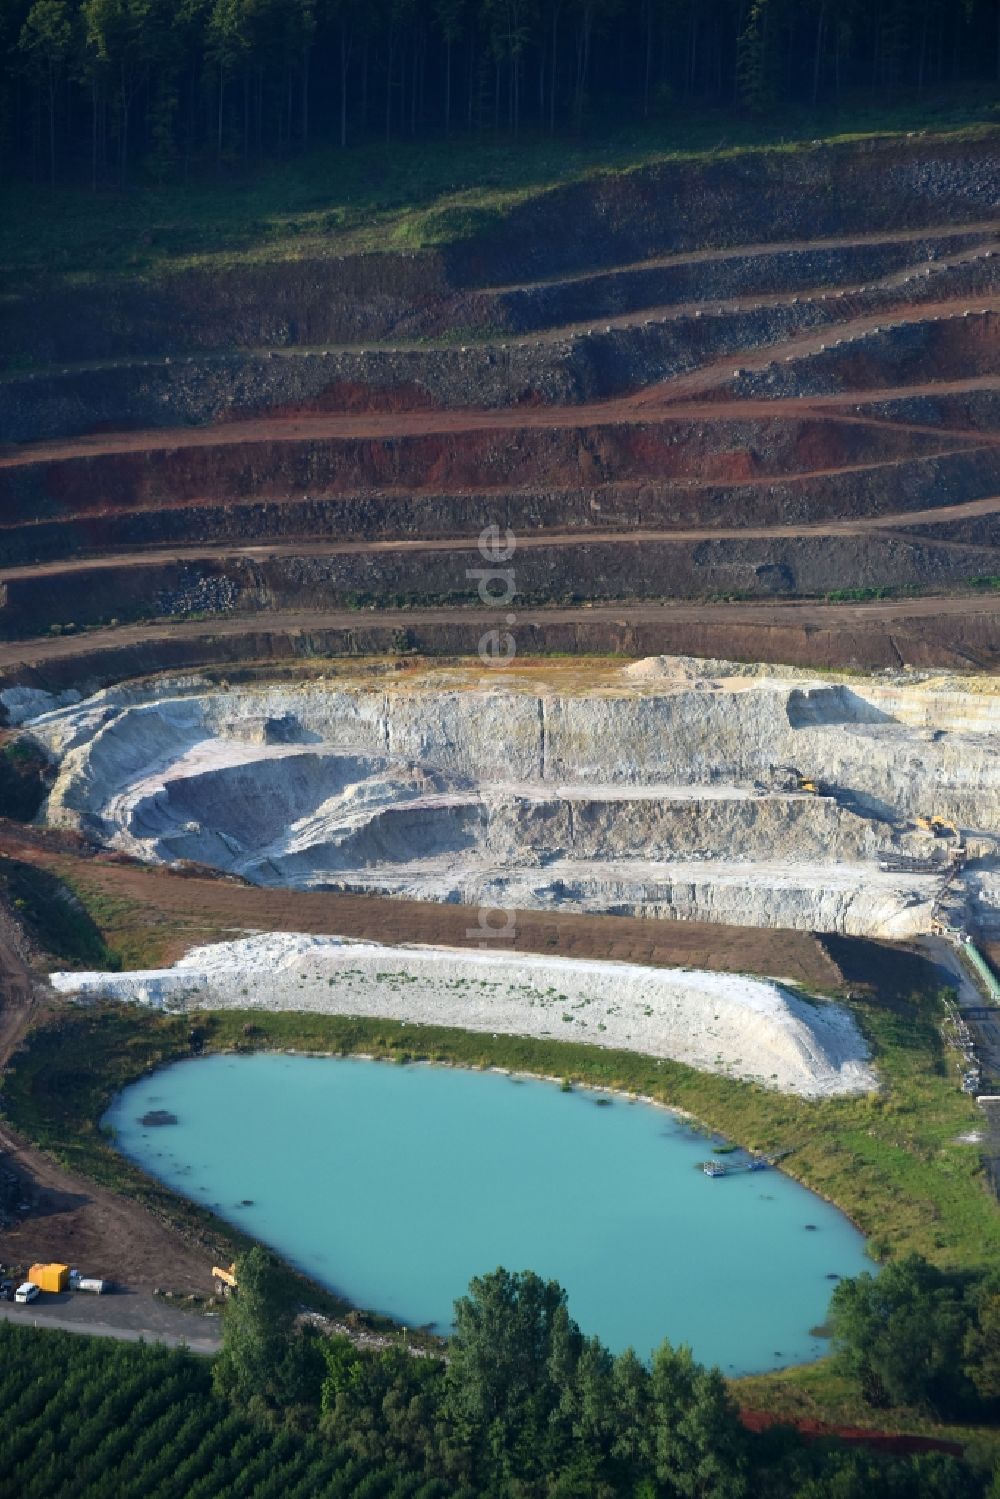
[829, 1254, 1000, 1420]
[0, 739, 49, 821]
[0, 858, 113, 968]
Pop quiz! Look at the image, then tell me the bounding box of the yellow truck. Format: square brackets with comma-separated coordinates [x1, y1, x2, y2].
[28, 1263, 70, 1294]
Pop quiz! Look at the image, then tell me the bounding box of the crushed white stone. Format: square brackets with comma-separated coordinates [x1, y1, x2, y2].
[50, 933, 877, 1099]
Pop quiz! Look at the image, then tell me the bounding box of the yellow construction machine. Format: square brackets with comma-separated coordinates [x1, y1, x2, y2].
[915, 815, 959, 837]
[212, 1263, 238, 1296]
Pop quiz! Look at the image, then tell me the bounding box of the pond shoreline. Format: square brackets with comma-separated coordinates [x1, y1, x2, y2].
[4, 987, 991, 1394]
[105, 1048, 871, 1371]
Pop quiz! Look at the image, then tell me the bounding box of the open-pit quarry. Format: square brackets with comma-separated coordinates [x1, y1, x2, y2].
[1, 130, 998, 1372]
[13, 647, 1000, 1115]
[15, 658, 1000, 943]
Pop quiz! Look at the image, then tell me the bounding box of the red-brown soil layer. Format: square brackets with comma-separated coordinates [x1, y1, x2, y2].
[737, 1408, 964, 1458]
[0, 822, 845, 985]
[0, 170, 997, 655]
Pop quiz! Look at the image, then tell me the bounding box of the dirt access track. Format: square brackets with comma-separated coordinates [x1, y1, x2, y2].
[4, 597, 1000, 706]
[0, 836, 216, 1299]
[0, 131, 999, 665]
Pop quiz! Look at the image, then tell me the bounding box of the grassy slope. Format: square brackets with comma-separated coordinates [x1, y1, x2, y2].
[49, 860, 191, 971]
[0, 856, 117, 969]
[1, 93, 997, 288]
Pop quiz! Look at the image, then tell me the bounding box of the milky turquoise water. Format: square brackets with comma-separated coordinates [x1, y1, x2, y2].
[105, 1054, 870, 1371]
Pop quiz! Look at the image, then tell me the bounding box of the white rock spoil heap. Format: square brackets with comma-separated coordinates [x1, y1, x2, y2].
[18, 657, 1000, 939]
[50, 933, 877, 1099]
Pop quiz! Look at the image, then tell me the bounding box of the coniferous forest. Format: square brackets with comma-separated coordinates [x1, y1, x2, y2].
[1, 0, 999, 188]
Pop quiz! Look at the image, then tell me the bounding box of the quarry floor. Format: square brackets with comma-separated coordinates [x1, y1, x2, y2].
[0, 820, 844, 982]
[0, 1117, 212, 1301]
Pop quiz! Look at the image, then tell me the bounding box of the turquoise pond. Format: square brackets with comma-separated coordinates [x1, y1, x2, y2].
[105, 1054, 871, 1372]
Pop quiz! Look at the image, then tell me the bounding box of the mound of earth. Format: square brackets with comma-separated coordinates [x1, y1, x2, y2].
[50, 932, 877, 1099]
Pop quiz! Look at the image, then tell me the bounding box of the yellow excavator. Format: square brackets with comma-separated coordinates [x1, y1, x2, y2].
[212, 1263, 238, 1296]
[915, 815, 959, 837]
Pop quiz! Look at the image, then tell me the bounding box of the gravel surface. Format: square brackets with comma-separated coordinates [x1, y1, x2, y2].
[0, 1293, 221, 1353]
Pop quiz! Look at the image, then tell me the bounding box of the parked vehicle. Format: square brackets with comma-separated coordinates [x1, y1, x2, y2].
[28, 1262, 70, 1294]
[212, 1263, 237, 1297]
[0, 1280, 14, 1302]
[69, 1270, 110, 1294]
[14, 1282, 39, 1304]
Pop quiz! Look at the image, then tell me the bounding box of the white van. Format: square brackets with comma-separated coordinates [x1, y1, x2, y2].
[14, 1282, 39, 1304]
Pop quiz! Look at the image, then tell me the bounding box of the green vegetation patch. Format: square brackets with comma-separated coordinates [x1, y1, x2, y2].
[1, 1270, 993, 1499]
[0, 739, 50, 822]
[2, 112, 997, 290]
[0, 856, 116, 969]
[50, 867, 196, 971]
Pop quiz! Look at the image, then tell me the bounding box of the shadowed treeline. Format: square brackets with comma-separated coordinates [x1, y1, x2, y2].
[3, 0, 1000, 187]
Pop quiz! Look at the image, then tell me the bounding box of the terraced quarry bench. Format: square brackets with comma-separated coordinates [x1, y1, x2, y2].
[14, 656, 1000, 944]
[1, 131, 1000, 675]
